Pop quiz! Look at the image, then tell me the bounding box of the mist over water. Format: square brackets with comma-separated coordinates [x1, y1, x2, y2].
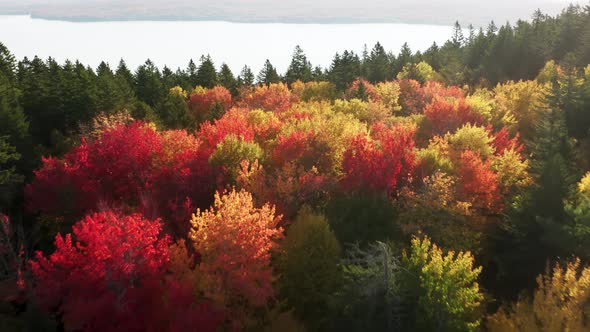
[0, 15, 458, 73]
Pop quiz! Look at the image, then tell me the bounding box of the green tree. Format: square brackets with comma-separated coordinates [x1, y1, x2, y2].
[335, 241, 402, 332]
[277, 208, 342, 331]
[328, 50, 361, 92]
[237, 65, 255, 87]
[365, 42, 392, 83]
[401, 237, 483, 332]
[195, 55, 217, 88]
[285, 45, 313, 84]
[325, 192, 399, 247]
[135, 59, 164, 107]
[257, 59, 280, 85]
[218, 63, 237, 95]
[157, 86, 193, 129]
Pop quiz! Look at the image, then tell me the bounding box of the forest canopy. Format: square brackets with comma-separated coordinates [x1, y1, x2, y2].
[2, 3, 590, 331]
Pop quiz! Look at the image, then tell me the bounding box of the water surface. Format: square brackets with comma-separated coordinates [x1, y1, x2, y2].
[1, 15, 457, 73]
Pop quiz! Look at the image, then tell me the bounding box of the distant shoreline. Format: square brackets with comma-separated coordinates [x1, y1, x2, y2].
[0, 12, 455, 26]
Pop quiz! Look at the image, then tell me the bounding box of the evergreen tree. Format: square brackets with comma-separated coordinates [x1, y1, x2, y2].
[195, 55, 217, 88]
[115, 59, 135, 89]
[328, 50, 361, 91]
[95, 62, 123, 114]
[285, 45, 313, 84]
[218, 63, 238, 95]
[135, 59, 164, 107]
[393, 42, 413, 76]
[237, 65, 255, 87]
[157, 87, 194, 129]
[366, 42, 391, 83]
[451, 21, 465, 47]
[187, 58, 198, 87]
[257, 59, 280, 85]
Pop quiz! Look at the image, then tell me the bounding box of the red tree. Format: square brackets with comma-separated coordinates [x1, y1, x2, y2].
[490, 126, 524, 156]
[196, 108, 256, 156]
[342, 123, 415, 196]
[188, 86, 232, 122]
[423, 96, 483, 135]
[238, 83, 295, 113]
[345, 78, 379, 101]
[422, 80, 464, 102]
[27, 122, 216, 233]
[30, 211, 221, 332]
[398, 78, 425, 114]
[457, 150, 502, 213]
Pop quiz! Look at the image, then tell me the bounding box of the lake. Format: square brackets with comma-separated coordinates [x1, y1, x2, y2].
[0, 15, 458, 73]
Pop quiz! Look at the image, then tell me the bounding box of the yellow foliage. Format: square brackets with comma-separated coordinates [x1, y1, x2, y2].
[169, 85, 188, 98]
[578, 172, 590, 196]
[466, 89, 495, 122]
[488, 258, 590, 332]
[374, 81, 402, 113]
[447, 123, 495, 159]
[493, 80, 546, 139]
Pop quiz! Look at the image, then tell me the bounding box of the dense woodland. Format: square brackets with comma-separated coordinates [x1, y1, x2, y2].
[3, 3, 590, 332]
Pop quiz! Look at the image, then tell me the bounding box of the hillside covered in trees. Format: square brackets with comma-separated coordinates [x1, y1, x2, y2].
[3, 3, 590, 332]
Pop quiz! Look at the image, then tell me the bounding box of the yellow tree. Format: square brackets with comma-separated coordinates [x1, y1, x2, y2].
[488, 258, 590, 332]
[189, 189, 283, 328]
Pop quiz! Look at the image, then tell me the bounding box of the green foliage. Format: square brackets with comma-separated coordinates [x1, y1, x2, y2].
[324, 192, 399, 247]
[209, 135, 264, 182]
[334, 241, 402, 332]
[218, 63, 238, 96]
[285, 46, 313, 84]
[401, 237, 483, 332]
[157, 86, 194, 129]
[277, 208, 342, 331]
[447, 124, 495, 159]
[397, 61, 439, 84]
[258, 59, 281, 85]
[195, 55, 218, 88]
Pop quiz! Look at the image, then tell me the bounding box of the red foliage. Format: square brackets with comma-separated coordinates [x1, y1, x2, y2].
[490, 126, 525, 156]
[342, 123, 415, 196]
[422, 81, 464, 102]
[188, 86, 233, 121]
[238, 83, 295, 113]
[457, 150, 502, 213]
[345, 78, 379, 101]
[272, 131, 311, 166]
[423, 96, 483, 135]
[398, 79, 426, 114]
[30, 211, 222, 332]
[26, 122, 216, 232]
[196, 108, 256, 156]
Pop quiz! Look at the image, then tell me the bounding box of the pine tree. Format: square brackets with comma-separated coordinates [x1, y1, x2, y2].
[195, 55, 217, 88]
[531, 75, 577, 220]
[366, 42, 391, 83]
[285, 45, 313, 84]
[393, 43, 413, 76]
[328, 50, 361, 91]
[257, 59, 280, 85]
[237, 65, 255, 87]
[218, 63, 237, 96]
[115, 59, 135, 89]
[452, 21, 465, 47]
[187, 58, 198, 87]
[95, 62, 123, 114]
[135, 59, 164, 107]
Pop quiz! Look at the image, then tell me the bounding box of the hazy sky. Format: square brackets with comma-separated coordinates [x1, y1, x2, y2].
[0, 0, 580, 26]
